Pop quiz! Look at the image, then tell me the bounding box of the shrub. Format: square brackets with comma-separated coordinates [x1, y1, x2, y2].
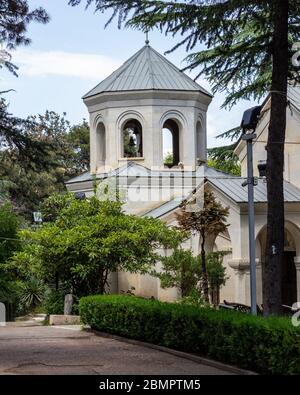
[43, 289, 79, 315]
[80, 295, 300, 375]
[43, 289, 65, 315]
[19, 277, 46, 311]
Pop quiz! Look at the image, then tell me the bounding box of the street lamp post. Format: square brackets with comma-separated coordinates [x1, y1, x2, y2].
[241, 106, 261, 316]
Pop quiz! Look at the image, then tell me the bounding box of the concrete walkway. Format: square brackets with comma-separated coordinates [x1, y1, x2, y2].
[0, 325, 235, 375]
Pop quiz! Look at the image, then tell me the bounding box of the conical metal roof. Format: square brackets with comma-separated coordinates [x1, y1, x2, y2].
[83, 45, 211, 99]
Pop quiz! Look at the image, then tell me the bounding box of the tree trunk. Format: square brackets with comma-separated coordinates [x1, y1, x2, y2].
[200, 234, 209, 302]
[263, 0, 289, 316]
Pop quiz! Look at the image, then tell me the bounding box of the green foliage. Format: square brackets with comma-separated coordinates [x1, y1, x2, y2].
[67, 120, 90, 173]
[123, 129, 138, 157]
[0, 203, 21, 263]
[207, 127, 242, 176]
[42, 288, 79, 315]
[206, 252, 228, 290]
[179, 288, 209, 308]
[69, 1, 300, 107]
[0, 111, 90, 217]
[177, 191, 229, 301]
[177, 191, 229, 240]
[19, 277, 46, 309]
[207, 157, 239, 176]
[164, 152, 174, 166]
[12, 195, 184, 298]
[0, 100, 51, 173]
[206, 251, 229, 306]
[156, 248, 201, 297]
[0, 275, 22, 305]
[40, 192, 76, 222]
[80, 295, 300, 375]
[207, 158, 241, 176]
[0, 204, 23, 317]
[156, 248, 229, 305]
[0, 1, 49, 75]
[43, 289, 65, 315]
[0, 180, 15, 204]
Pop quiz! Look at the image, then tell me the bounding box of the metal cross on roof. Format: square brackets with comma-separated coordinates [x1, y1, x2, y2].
[145, 30, 150, 45]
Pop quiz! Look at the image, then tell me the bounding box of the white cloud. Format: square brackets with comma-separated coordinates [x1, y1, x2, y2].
[11, 49, 122, 81]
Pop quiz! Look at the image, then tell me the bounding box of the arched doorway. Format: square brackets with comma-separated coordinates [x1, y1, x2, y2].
[257, 224, 297, 306]
[162, 119, 180, 168]
[282, 229, 297, 306]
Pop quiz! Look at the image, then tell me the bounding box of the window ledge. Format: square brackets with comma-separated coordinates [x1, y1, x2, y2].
[120, 157, 145, 161]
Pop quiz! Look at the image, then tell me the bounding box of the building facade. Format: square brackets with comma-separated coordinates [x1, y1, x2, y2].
[66, 44, 300, 307]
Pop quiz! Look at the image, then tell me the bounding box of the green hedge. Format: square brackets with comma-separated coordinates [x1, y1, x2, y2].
[80, 295, 300, 375]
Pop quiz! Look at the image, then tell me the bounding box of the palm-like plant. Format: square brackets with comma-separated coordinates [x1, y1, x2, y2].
[19, 277, 46, 309]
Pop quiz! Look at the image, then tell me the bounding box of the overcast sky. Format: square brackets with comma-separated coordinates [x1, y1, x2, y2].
[1, 0, 260, 148]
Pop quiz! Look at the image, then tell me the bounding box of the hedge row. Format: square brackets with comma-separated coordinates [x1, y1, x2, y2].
[80, 295, 300, 375]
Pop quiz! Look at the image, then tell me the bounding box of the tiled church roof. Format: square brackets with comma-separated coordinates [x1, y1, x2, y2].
[66, 163, 300, 219]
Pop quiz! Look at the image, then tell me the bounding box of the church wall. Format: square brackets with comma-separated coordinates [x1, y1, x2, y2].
[87, 95, 208, 173]
[214, 234, 235, 303]
[238, 96, 300, 189]
[284, 108, 300, 189]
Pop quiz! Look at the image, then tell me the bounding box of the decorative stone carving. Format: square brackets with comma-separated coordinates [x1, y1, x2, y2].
[228, 259, 250, 272]
[228, 258, 259, 272]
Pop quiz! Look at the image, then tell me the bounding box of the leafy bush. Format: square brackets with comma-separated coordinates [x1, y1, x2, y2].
[0, 203, 21, 263]
[80, 295, 300, 375]
[0, 204, 23, 319]
[19, 277, 46, 310]
[43, 289, 79, 315]
[13, 196, 183, 297]
[156, 248, 202, 297]
[206, 251, 229, 306]
[43, 289, 65, 315]
[179, 288, 209, 308]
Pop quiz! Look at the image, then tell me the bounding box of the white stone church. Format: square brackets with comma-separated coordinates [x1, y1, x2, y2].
[66, 43, 300, 307]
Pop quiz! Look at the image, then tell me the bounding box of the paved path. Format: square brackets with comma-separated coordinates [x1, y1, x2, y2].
[0, 325, 234, 375]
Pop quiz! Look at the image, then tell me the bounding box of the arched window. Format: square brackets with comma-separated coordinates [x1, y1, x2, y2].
[96, 122, 106, 165]
[122, 119, 143, 158]
[162, 119, 180, 168]
[196, 120, 205, 163]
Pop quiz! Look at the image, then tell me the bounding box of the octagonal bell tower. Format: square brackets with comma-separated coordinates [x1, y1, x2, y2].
[83, 43, 212, 173]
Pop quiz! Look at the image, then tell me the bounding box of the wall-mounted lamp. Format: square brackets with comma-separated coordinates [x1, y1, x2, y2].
[258, 160, 267, 178]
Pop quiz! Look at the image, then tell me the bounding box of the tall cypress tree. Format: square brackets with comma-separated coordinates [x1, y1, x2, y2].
[69, 0, 300, 315]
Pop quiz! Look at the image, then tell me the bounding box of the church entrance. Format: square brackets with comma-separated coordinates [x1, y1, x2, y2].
[282, 251, 297, 306]
[257, 224, 299, 308]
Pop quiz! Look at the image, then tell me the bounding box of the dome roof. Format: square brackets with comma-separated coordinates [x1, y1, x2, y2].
[83, 45, 211, 99]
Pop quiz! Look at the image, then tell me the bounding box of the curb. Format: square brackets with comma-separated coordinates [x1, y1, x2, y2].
[87, 328, 257, 376]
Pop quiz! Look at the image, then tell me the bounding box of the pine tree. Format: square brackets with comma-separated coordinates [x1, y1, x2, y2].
[69, 0, 300, 315]
[0, 0, 50, 162]
[0, 0, 49, 75]
[0, 1, 50, 208]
